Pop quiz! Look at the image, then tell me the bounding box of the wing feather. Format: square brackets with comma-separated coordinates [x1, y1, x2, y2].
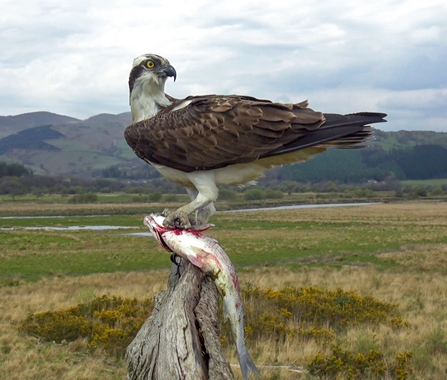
[124, 95, 385, 173]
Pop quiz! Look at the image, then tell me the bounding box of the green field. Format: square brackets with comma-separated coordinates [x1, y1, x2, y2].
[1, 203, 444, 284]
[401, 179, 447, 187]
[2, 201, 447, 379]
[2, 202, 447, 283]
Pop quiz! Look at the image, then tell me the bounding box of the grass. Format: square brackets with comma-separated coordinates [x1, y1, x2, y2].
[1, 201, 447, 378]
[2, 203, 447, 282]
[0, 201, 174, 216]
[0, 230, 169, 284]
[1, 184, 446, 209]
[401, 179, 447, 187]
[0, 214, 143, 228]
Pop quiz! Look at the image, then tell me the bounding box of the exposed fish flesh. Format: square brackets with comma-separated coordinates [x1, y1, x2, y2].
[144, 213, 262, 380]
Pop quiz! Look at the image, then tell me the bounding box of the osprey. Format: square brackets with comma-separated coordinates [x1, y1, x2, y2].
[125, 54, 387, 228]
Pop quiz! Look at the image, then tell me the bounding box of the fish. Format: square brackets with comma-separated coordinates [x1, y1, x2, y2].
[144, 213, 262, 380]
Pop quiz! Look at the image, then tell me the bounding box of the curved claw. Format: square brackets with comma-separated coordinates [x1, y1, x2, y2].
[163, 211, 192, 229]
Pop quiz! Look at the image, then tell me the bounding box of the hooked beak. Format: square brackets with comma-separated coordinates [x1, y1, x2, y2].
[162, 64, 177, 82]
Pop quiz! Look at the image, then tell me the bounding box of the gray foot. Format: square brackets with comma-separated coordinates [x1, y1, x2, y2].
[162, 209, 193, 229]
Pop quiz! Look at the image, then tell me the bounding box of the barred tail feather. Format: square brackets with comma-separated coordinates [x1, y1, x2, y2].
[264, 112, 386, 157]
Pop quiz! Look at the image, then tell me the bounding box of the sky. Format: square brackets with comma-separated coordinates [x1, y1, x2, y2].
[1, 0, 446, 131]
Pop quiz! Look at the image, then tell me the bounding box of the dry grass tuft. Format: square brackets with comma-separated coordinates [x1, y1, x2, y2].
[0, 270, 169, 380]
[3, 265, 447, 379]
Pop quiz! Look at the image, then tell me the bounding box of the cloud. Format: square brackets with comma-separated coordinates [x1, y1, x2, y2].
[0, 0, 446, 131]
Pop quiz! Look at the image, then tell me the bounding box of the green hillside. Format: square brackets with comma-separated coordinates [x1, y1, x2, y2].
[0, 125, 64, 155]
[280, 143, 447, 183]
[0, 112, 79, 139]
[0, 112, 134, 177]
[0, 111, 446, 182]
[373, 130, 447, 150]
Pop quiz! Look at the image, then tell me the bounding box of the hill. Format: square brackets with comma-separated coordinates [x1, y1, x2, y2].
[0, 125, 64, 155]
[278, 144, 447, 184]
[0, 111, 447, 182]
[373, 129, 447, 150]
[0, 112, 80, 139]
[0, 112, 137, 176]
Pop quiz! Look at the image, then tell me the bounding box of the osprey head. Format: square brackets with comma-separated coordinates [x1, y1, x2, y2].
[129, 54, 177, 122]
[129, 54, 176, 95]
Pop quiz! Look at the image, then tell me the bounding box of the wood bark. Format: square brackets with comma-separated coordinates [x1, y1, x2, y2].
[126, 258, 234, 380]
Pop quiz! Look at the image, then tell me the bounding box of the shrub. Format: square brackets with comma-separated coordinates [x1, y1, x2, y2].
[162, 194, 179, 202]
[218, 188, 238, 201]
[67, 192, 98, 204]
[20, 310, 92, 342]
[20, 295, 153, 357]
[244, 189, 266, 201]
[221, 286, 408, 350]
[265, 189, 284, 199]
[411, 186, 427, 197]
[21, 285, 411, 370]
[242, 286, 406, 331]
[308, 345, 413, 380]
[148, 191, 162, 202]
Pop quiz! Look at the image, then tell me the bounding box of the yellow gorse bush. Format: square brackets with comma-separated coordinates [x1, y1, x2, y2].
[308, 345, 413, 379]
[244, 286, 401, 328]
[19, 295, 153, 356]
[236, 286, 412, 379]
[239, 286, 408, 342]
[20, 286, 412, 377]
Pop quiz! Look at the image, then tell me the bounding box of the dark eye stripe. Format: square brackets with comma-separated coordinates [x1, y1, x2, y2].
[128, 55, 167, 93]
[128, 64, 145, 94]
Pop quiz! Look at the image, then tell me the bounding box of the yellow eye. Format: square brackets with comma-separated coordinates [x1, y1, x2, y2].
[146, 60, 155, 69]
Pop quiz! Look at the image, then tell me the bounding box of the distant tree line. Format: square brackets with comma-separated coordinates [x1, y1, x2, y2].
[0, 162, 32, 178]
[0, 161, 184, 199]
[278, 144, 447, 184]
[1, 155, 447, 202]
[99, 143, 447, 185]
[100, 163, 161, 180]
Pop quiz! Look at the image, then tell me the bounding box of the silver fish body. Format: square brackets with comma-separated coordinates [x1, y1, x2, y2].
[144, 214, 262, 380]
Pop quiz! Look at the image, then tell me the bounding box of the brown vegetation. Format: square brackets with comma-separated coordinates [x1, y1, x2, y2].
[1, 202, 447, 379]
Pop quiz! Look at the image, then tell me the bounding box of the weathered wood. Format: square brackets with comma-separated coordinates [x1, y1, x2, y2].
[126, 258, 234, 380]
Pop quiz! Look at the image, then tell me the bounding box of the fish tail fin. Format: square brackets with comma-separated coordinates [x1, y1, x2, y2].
[237, 343, 262, 379]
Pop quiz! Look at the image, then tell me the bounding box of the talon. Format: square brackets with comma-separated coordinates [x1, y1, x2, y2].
[174, 218, 184, 229]
[163, 211, 191, 229]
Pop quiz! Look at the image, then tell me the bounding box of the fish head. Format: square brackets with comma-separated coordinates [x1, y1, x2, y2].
[143, 214, 173, 252]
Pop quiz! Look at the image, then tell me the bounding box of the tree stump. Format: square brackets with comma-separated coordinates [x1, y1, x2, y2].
[126, 258, 234, 380]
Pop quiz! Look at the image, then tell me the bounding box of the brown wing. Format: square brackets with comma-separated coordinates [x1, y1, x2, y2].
[124, 95, 325, 172]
